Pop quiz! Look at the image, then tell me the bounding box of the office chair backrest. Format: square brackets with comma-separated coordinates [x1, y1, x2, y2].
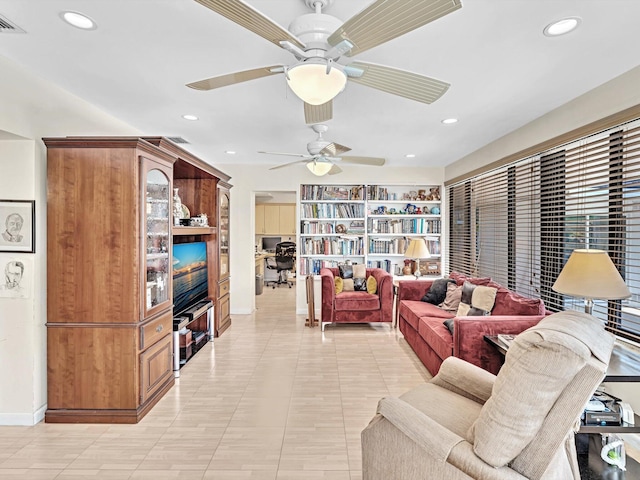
[275, 241, 295, 270]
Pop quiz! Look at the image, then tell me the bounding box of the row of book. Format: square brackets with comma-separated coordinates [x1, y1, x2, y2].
[300, 185, 364, 201]
[298, 258, 363, 275]
[366, 259, 395, 273]
[301, 203, 365, 219]
[368, 238, 441, 255]
[368, 218, 441, 234]
[300, 237, 364, 256]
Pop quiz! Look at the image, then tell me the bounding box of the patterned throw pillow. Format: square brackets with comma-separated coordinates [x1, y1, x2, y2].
[421, 278, 455, 305]
[352, 264, 367, 291]
[456, 281, 497, 316]
[339, 264, 353, 279]
[439, 283, 463, 313]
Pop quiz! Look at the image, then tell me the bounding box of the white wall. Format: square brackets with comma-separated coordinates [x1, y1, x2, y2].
[0, 55, 139, 425]
[445, 64, 640, 418]
[217, 163, 445, 315]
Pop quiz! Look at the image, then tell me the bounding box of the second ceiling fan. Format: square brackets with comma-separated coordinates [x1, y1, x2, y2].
[260, 124, 385, 176]
[188, 0, 462, 124]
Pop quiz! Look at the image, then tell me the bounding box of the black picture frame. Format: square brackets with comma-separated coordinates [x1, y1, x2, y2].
[0, 200, 35, 253]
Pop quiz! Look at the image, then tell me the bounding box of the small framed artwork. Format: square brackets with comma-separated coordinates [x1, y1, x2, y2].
[0, 200, 35, 253]
[419, 260, 441, 276]
[0, 254, 32, 299]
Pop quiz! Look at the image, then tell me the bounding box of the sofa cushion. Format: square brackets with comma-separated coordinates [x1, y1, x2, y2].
[492, 291, 545, 316]
[353, 264, 367, 291]
[400, 300, 454, 330]
[342, 278, 354, 291]
[418, 317, 454, 361]
[457, 282, 497, 316]
[421, 278, 455, 305]
[449, 271, 492, 286]
[335, 291, 380, 311]
[335, 276, 343, 294]
[439, 283, 463, 313]
[339, 264, 353, 279]
[366, 275, 377, 294]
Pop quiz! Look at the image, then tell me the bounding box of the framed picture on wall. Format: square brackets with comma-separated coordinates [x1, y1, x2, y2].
[0, 200, 35, 253]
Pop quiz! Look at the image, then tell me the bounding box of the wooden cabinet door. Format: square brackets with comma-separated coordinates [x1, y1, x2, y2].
[279, 205, 296, 235]
[255, 204, 265, 234]
[263, 205, 280, 234]
[139, 334, 173, 404]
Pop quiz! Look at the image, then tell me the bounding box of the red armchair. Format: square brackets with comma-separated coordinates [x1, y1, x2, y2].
[320, 267, 394, 331]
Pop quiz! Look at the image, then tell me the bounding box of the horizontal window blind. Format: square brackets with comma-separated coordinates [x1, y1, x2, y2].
[447, 119, 640, 343]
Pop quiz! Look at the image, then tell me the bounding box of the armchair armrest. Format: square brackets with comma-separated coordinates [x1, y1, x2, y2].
[430, 356, 495, 404]
[369, 269, 394, 320]
[375, 396, 464, 462]
[453, 315, 545, 375]
[396, 280, 435, 302]
[319, 268, 336, 323]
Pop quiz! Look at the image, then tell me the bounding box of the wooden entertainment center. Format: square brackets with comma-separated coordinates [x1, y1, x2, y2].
[44, 137, 231, 423]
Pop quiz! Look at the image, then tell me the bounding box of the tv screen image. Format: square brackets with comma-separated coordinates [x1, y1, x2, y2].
[173, 242, 208, 315]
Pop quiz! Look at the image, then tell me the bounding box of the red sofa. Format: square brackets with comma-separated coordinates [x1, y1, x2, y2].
[397, 274, 547, 375]
[320, 267, 393, 331]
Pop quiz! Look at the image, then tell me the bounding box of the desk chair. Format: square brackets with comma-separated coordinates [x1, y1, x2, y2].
[266, 241, 295, 288]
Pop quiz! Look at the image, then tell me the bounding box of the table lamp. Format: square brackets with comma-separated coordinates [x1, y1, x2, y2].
[552, 249, 631, 314]
[404, 238, 431, 279]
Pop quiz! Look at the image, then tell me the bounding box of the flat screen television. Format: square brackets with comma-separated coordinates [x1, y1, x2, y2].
[173, 241, 209, 315]
[261, 236, 281, 252]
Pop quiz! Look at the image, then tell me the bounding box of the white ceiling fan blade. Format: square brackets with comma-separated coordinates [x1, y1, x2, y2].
[339, 156, 386, 166]
[187, 66, 283, 91]
[194, 0, 305, 50]
[320, 142, 352, 156]
[268, 159, 310, 171]
[328, 0, 461, 57]
[347, 61, 449, 104]
[259, 151, 311, 158]
[304, 101, 333, 124]
[328, 164, 343, 175]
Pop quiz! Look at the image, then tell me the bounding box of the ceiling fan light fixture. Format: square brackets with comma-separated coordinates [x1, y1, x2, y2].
[306, 160, 333, 176]
[287, 61, 347, 106]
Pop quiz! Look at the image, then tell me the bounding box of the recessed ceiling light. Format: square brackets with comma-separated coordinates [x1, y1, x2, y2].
[405, 154, 416, 158]
[182, 114, 199, 121]
[543, 17, 581, 37]
[60, 11, 97, 30]
[225, 151, 236, 155]
[442, 118, 458, 125]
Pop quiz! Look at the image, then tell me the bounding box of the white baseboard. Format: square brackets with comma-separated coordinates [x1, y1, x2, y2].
[0, 404, 46, 426]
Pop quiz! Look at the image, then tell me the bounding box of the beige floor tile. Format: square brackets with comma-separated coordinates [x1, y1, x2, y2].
[0, 284, 436, 478]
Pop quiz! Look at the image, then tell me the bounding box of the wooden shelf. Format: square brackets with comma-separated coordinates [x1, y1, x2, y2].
[172, 226, 216, 236]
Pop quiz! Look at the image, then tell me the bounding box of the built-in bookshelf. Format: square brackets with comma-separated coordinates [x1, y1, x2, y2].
[299, 184, 442, 276]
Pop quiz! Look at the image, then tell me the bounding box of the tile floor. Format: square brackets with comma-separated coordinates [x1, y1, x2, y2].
[0, 284, 430, 479]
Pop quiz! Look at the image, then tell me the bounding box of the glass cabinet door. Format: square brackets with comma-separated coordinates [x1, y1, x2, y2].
[145, 167, 171, 315]
[219, 191, 230, 279]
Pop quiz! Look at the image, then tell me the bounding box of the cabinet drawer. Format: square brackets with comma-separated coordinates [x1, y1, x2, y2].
[219, 278, 230, 296]
[140, 311, 172, 350]
[140, 334, 173, 404]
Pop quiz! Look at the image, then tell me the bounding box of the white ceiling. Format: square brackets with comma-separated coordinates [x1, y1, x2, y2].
[1, 0, 639, 170]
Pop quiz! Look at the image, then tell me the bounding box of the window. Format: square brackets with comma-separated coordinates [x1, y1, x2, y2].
[447, 119, 640, 343]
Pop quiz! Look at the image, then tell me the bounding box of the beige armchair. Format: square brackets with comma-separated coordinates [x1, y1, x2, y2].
[362, 310, 615, 480]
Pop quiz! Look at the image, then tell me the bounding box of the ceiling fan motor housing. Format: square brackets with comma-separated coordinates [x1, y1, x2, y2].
[288, 13, 343, 53]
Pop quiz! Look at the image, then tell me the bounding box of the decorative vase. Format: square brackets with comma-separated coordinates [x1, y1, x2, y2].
[173, 188, 183, 225]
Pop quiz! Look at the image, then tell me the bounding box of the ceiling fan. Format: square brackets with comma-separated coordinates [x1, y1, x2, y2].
[260, 124, 385, 176]
[187, 0, 462, 124]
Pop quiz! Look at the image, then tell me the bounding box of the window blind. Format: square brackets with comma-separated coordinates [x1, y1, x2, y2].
[447, 119, 640, 343]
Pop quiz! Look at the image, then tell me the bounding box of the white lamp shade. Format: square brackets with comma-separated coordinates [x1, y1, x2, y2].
[552, 249, 631, 300]
[286, 62, 347, 106]
[404, 238, 431, 259]
[306, 160, 333, 176]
